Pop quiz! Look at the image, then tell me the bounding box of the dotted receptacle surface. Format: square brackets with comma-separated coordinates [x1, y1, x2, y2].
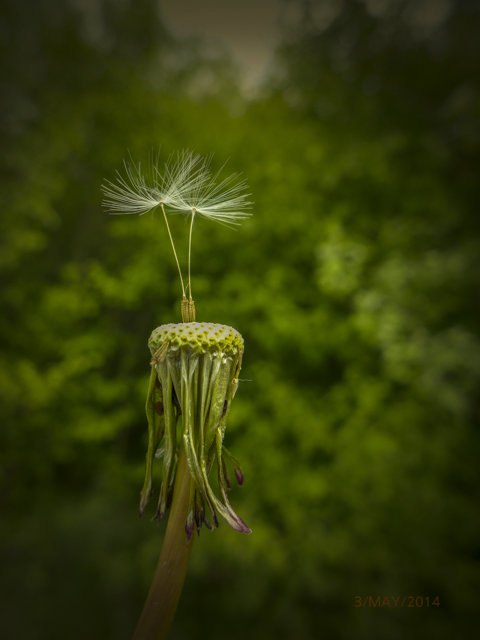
[148, 322, 244, 355]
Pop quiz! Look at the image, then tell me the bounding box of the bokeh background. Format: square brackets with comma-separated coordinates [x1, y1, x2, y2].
[1, 0, 480, 638]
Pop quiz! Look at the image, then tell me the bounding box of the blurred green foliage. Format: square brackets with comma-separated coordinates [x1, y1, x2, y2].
[1, 1, 479, 638]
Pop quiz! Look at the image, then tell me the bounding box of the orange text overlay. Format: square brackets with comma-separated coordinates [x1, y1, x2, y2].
[354, 595, 440, 608]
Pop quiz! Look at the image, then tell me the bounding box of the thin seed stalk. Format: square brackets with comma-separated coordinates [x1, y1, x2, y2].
[133, 444, 194, 640]
[187, 209, 196, 299]
[161, 203, 185, 298]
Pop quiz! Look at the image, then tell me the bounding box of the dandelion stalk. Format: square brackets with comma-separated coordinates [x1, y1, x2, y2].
[102, 150, 252, 640]
[133, 443, 193, 640]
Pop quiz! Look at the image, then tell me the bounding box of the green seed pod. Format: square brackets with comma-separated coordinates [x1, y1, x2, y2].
[140, 322, 250, 539]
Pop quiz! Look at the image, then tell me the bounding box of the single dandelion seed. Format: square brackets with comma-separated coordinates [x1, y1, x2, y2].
[103, 150, 253, 640]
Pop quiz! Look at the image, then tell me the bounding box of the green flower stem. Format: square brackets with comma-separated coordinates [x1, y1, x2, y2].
[133, 443, 194, 640]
